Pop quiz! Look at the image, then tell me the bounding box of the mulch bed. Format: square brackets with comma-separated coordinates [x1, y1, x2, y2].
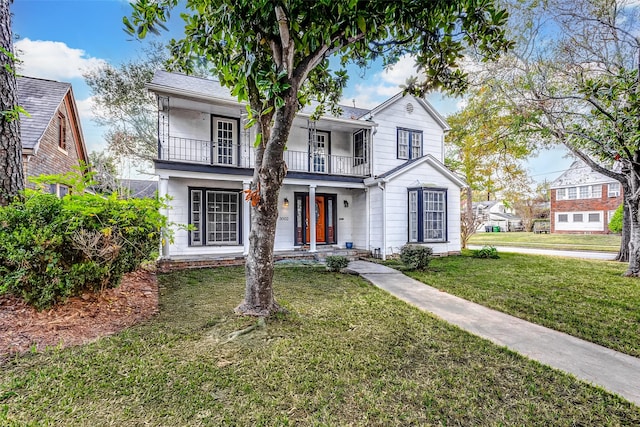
[0, 269, 159, 363]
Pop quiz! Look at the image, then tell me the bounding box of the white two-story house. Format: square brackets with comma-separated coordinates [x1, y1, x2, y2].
[149, 71, 465, 261]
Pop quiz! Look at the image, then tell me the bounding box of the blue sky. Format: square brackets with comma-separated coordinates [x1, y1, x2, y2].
[11, 0, 571, 183]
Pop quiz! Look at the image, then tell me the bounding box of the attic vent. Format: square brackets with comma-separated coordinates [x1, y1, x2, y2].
[406, 102, 414, 114]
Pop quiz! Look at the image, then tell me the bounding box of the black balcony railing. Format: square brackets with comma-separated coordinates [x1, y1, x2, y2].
[159, 136, 370, 177]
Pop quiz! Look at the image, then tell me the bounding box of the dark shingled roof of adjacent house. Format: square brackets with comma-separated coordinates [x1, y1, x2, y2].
[17, 76, 71, 150]
[119, 179, 158, 199]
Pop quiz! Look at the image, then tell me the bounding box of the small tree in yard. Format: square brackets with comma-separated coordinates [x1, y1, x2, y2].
[126, 0, 512, 316]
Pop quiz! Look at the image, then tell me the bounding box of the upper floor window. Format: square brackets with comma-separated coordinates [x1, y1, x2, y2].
[353, 130, 367, 166]
[397, 128, 422, 160]
[57, 113, 66, 151]
[556, 185, 602, 200]
[608, 182, 620, 197]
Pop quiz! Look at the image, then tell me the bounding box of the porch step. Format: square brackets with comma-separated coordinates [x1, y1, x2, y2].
[157, 248, 371, 272]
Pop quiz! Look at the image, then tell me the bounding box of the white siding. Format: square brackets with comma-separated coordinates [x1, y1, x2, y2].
[555, 211, 605, 232]
[164, 177, 244, 257]
[371, 96, 444, 176]
[374, 161, 461, 256]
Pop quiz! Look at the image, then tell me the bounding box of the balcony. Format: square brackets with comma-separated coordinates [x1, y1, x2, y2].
[159, 136, 370, 177]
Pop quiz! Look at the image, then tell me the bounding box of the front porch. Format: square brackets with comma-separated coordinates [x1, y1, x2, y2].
[157, 247, 372, 272]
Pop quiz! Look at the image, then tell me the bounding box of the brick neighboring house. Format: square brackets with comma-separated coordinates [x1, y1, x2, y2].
[18, 76, 89, 195]
[550, 159, 622, 234]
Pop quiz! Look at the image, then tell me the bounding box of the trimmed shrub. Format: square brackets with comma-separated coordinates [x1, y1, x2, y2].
[325, 255, 349, 272]
[0, 189, 168, 309]
[609, 204, 623, 234]
[473, 245, 500, 259]
[400, 244, 433, 270]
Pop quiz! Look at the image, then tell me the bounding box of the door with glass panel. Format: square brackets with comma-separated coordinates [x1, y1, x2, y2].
[294, 193, 336, 245]
[212, 117, 236, 165]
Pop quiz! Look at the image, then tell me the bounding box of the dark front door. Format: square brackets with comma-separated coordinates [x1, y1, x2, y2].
[295, 193, 336, 245]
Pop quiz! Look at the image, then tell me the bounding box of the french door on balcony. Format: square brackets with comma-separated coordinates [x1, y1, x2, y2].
[310, 131, 330, 173]
[294, 193, 336, 245]
[212, 116, 237, 166]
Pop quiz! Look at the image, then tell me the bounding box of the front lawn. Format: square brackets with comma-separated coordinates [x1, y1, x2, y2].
[407, 252, 640, 357]
[468, 231, 621, 252]
[1, 266, 639, 425]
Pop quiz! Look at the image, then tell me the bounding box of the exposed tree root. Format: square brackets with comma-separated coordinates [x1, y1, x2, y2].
[222, 317, 265, 344]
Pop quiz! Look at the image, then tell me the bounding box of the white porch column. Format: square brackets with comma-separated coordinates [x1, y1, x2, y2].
[158, 175, 170, 258]
[365, 187, 370, 252]
[309, 184, 317, 253]
[242, 180, 251, 255]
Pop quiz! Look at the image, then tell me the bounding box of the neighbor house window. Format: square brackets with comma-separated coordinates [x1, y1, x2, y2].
[579, 186, 589, 199]
[189, 188, 240, 245]
[397, 128, 423, 160]
[353, 130, 367, 166]
[556, 188, 566, 200]
[592, 185, 602, 198]
[58, 113, 66, 150]
[573, 213, 583, 222]
[408, 188, 446, 242]
[558, 214, 568, 222]
[608, 183, 620, 197]
[588, 213, 600, 222]
[567, 187, 577, 199]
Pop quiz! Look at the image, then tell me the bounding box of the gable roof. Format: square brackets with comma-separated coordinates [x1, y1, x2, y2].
[17, 76, 71, 150]
[366, 154, 466, 188]
[551, 159, 617, 188]
[17, 76, 88, 163]
[367, 92, 450, 131]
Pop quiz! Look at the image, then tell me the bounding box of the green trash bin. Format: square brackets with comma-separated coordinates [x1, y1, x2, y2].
[492, 226, 500, 232]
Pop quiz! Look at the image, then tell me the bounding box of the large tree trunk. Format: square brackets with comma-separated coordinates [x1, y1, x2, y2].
[0, 0, 24, 206]
[624, 171, 640, 276]
[235, 102, 296, 317]
[615, 185, 630, 262]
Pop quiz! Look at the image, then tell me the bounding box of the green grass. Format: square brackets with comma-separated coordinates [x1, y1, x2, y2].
[407, 252, 640, 358]
[2, 266, 640, 425]
[468, 231, 621, 252]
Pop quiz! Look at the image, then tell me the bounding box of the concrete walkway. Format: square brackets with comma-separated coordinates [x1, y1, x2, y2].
[346, 260, 640, 406]
[468, 245, 616, 260]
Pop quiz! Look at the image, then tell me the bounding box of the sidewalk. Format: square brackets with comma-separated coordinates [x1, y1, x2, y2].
[346, 260, 640, 406]
[467, 245, 615, 260]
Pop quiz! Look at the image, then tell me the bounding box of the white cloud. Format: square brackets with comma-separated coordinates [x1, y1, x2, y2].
[15, 38, 105, 80]
[378, 54, 420, 86]
[75, 96, 96, 121]
[344, 54, 420, 108]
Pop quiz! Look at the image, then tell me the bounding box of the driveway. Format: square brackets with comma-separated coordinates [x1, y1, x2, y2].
[468, 245, 616, 261]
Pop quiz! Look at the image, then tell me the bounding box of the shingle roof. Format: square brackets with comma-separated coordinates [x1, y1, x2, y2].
[17, 76, 71, 150]
[551, 159, 617, 188]
[149, 70, 371, 120]
[119, 179, 158, 198]
[149, 70, 237, 103]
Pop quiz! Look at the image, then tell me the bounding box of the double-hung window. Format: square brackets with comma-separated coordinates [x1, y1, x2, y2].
[190, 188, 240, 245]
[608, 183, 620, 197]
[397, 128, 423, 160]
[408, 188, 447, 243]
